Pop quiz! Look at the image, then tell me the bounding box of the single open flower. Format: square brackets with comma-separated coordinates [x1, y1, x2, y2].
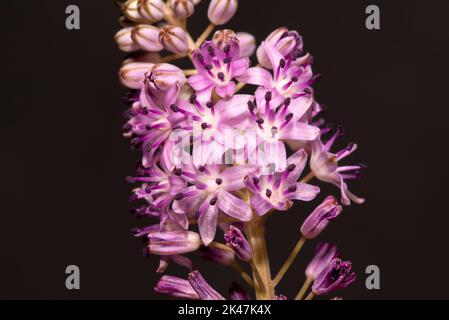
[245, 149, 320, 216]
[312, 258, 356, 296]
[190, 39, 249, 98]
[154, 275, 200, 299]
[310, 129, 365, 206]
[300, 196, 342, 239]
[188, 270, 225, 300]
[224, 226, 252, 261]
[173, 163, 255, 245]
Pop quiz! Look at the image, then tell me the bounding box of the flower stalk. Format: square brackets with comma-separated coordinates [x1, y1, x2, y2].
[273, 236, 306, 287]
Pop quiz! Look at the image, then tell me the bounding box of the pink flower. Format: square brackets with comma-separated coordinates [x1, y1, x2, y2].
[172, 164, 256, 245]
[310, 129, 365, 206]
[245, 149, 320, 216]
[189, 40, 249, 99]
[238, 41, 315, 99]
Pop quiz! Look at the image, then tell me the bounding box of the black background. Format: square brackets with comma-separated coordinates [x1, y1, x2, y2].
[1, 0, 448, 299]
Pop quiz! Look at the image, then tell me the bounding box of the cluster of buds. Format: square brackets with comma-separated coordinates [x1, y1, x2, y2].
[115, 0, 364, 300]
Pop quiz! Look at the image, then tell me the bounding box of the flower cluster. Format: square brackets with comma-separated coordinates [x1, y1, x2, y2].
[116, 0, 364, 300]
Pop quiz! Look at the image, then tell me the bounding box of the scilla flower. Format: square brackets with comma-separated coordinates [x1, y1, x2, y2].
[189, 39, 249, 98]
[300, 196, 342, 239]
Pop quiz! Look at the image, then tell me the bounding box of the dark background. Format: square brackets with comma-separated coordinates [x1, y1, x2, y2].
[1, 0, 448, 299]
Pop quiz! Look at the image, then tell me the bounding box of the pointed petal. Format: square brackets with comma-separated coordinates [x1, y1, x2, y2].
[218, 191, 252, 221]
[280, 122, 320, 141]
[215, 82, 236, 98]
[236, 67, 273, 88]
[250, 194, 273, 216]
[231, 57, 250, 77]
[289, 182, 320, 201]
[189, 74, 214, 91]
[221, 165, 256, 191]
[198, 196, 219, 246]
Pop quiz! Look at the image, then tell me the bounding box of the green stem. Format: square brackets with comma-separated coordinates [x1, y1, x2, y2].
[245, 215, 274, 300]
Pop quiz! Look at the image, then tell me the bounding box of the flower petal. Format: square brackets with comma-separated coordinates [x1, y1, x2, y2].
[218, 191, 252, 221]
[189, 73, 214, 91]
[221, 165, 257, 191]
[280, 122, 320, 141]
[251, 194, 273, 216]
[198, 196, 219, 245]
[231, 57, 250, 77]
[236, 67, 273, 88]
[289, 183, 320, 201]
[215, 82, 236, 98]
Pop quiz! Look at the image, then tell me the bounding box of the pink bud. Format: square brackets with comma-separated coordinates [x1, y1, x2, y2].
[146, 63, 186, 91]
[137, 0, 165, 23]
[236, 32, 256, 58]
[159, 26, 189, 54]
[207, 0, 238, 25]
[119, 61, 154, 89]
[131, 25, 164, 52]
[212, 29, 237, 50]
[123, 0, 146, 23]
[169, 0, 195, 18]
[115, 27, 140, 52]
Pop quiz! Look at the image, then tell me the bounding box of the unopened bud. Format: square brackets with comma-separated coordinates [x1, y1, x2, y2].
[120, 62, 154, 89]
[146, 63, 186, 91]
[115, 27, 140, 52]
[131, 25, 164, 52]
[123, 0, 146, 23]
[159, 26, 189, 54]
[208, 0, 238, 25]
[236, 32, 256, 58]
[170, 0, 195, 18]
[212, 29, 238, 51]
[136, 0, 165, 23]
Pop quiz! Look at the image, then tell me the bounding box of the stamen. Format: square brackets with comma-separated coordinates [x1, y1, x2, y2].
[265, 91, 272, 102]
[201, 122, 208, 129]
[189, 94, 197, 104]
[217, 72, 225, 81]
[174, 192, 184, 200]
[279, 59, 286, 68]
[209, 196, 218, 205]
[265, 189, 272, 198]
[286, 164, 296, 172]
[207, 46, 215, 57]
[174, 168, 183, 176]
[170, 104, 179, 112]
